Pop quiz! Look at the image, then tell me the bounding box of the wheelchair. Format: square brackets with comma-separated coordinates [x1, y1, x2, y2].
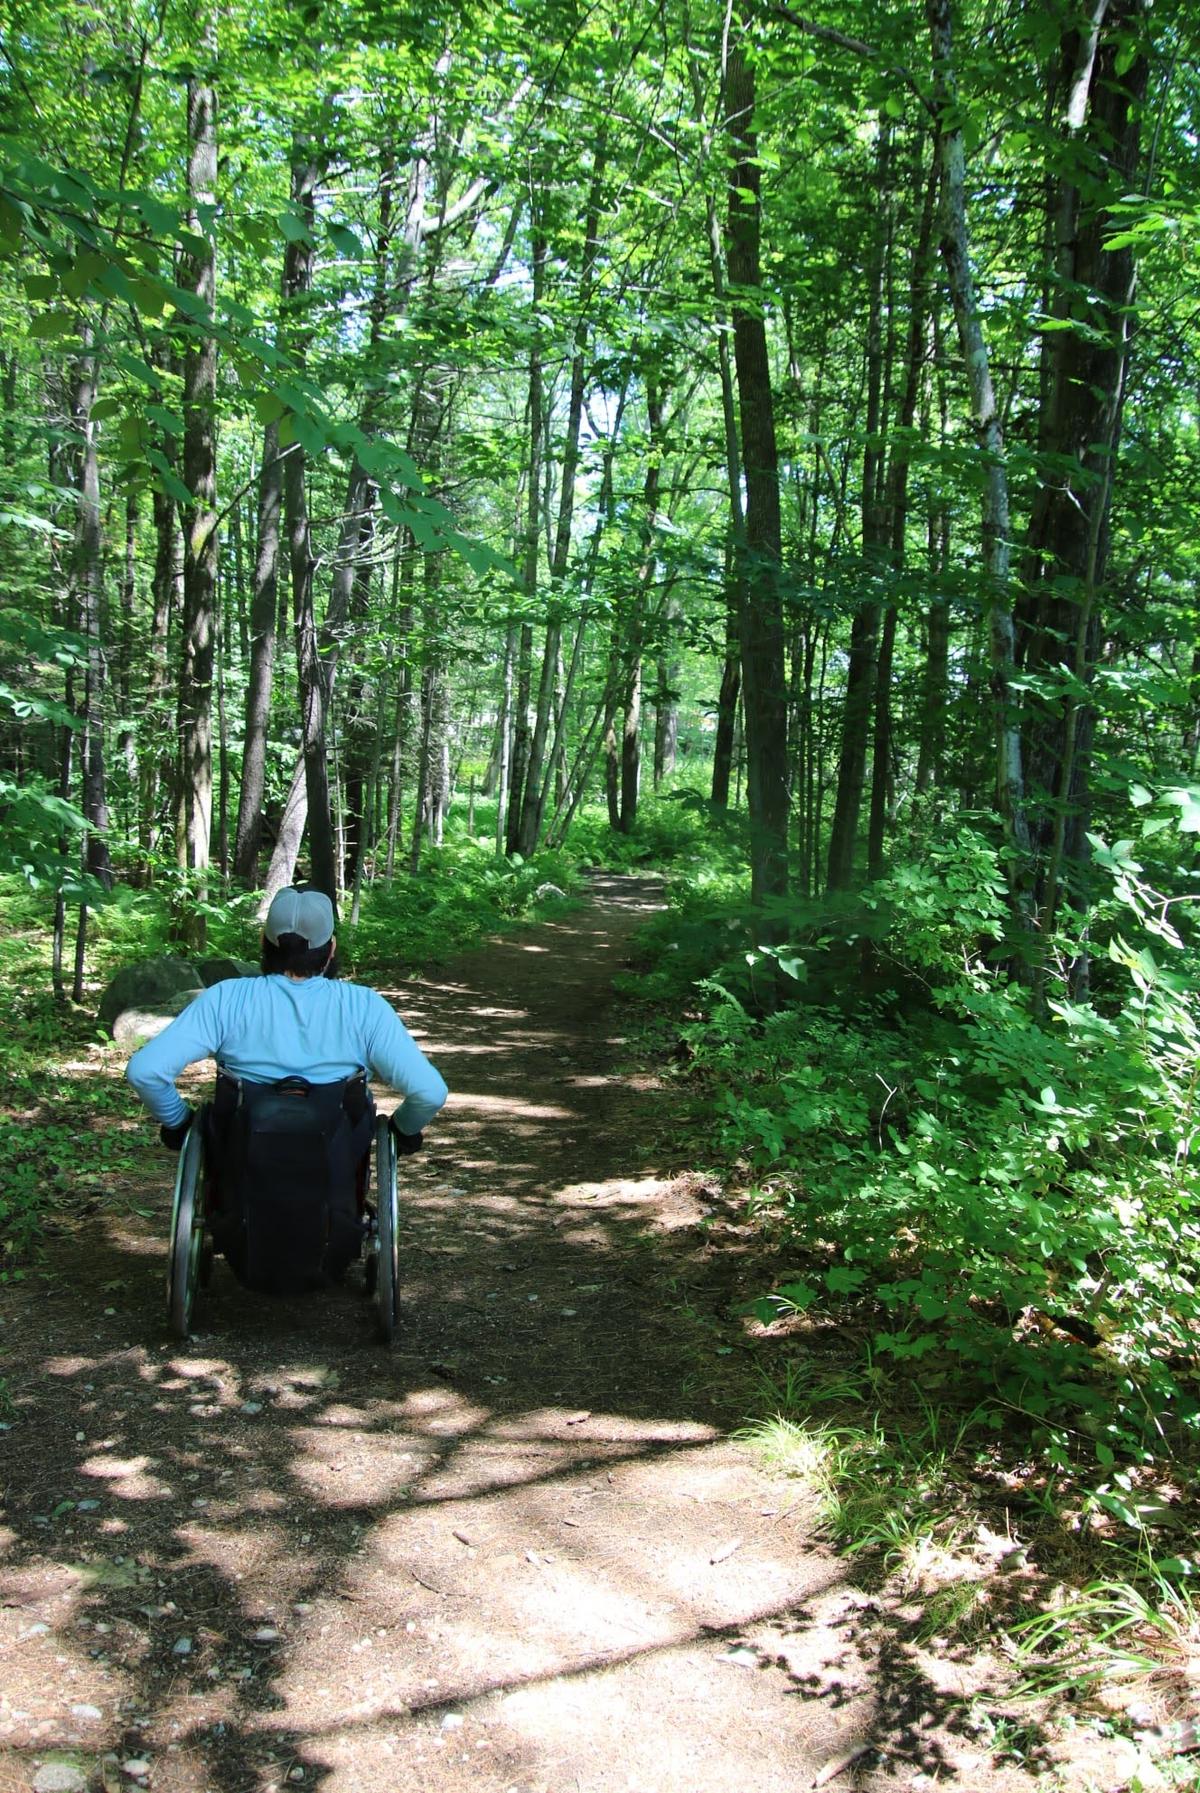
[165, 1071, 401, 1344]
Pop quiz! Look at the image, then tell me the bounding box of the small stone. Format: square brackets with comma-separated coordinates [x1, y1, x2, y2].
[70, 1703, 103, 1720]
[288, 1770, 305, 1784]
[34, 1767, 89, 1793]
[241, 1403, 263, 1416]
[21, 1621, 50, 1638]
[171, 1636, 192, 1656]
[75, 1431, 86, 1442]
[441, 1713, 464, 1731]
[121, 1760, 152, 1780]
[250, 1626, 281, 1644]
[77, 1499, 101, 1512]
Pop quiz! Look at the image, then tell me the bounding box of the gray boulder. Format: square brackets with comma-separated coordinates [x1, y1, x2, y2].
[197, 956, 258, 986]
[111, 988, 203, 1049]
[99, 956, 203, 1037]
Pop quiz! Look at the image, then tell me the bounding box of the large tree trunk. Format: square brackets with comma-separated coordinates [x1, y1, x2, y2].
[1018, 0, 1147, 944]
[724, 29, 789, 912]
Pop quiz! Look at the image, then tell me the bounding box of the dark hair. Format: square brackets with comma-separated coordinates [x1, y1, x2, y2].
[261, 932, 338, 979]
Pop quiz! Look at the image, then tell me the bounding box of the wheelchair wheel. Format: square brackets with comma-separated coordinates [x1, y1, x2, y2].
[373, 1116, 399, 1345]
[167, 1115, 208, 1340]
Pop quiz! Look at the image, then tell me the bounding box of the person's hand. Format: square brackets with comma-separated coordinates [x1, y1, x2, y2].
[390, 1122, 424, 1156]
[159, 1110, 194, 1152]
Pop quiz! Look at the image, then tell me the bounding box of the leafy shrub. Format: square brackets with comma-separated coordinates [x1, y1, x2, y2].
[661, 821, 1200, 1462]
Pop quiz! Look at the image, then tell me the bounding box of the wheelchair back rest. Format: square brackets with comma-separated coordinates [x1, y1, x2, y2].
[211, 1072, 371, 1294]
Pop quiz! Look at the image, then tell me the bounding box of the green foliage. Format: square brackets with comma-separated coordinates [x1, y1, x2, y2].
[347, 836, 580, 980]
[570, 786, 750, 876]
[642, 817, 1200, 1469]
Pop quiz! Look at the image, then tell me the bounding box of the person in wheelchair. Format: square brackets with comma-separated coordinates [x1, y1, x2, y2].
[126, 887, 447, 1295]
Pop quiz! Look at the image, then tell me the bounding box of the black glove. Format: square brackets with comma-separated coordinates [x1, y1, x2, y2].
[159, 1110, 194, 1152]
[390, 1123, 424, 1156]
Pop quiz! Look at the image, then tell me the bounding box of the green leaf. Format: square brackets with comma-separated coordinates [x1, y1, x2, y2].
[278, 208, 314, 245]
[29, 310, 76, 340]
[254, 392, 287, 426]
[825, 1265, 867, 1295]
[326, 220, 364, 258]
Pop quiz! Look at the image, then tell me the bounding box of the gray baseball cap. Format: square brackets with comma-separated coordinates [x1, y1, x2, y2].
[263, 887, 335, 948]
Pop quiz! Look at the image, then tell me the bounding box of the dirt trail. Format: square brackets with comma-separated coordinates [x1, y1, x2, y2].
[0, 875, 1126, 1793]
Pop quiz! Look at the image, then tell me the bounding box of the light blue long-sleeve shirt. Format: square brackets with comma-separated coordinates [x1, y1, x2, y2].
[126, 975, 448, 1135]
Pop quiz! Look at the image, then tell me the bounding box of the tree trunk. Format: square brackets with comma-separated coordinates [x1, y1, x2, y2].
[1018, 0, 1147, 943]
[233, 420, 283, 883]
[283, 143, 337, 901]
[927, 0, 1034, 936]
[517, 141, 607, 855]
[724, 28, 789, 913]
[69, 331, 114, 892]
[506, 216, 545, 856]
[176, 45, 218, 907]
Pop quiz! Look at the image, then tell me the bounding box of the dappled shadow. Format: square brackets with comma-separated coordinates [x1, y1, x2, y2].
[0, 874, 1024, 1792]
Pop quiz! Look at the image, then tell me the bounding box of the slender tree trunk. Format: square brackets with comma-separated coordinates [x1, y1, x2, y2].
[139, 488, 175, 860]
[711, 579, 741, 811]
[867, 144, 938, 880]
[177, 43, 218, 910]
[494, 619, 516, 857]
[506, 215, 545, 855]
[69, 330, 114, 892]
[117, 491, 138, 819]
[233, 421, 283, 882]
[654, 583, 682, 787]
[517, 140, 608, 854]
[283, 143, 337, 900]
[927, 0, 1034, 936]
[828, 127, 895, 891]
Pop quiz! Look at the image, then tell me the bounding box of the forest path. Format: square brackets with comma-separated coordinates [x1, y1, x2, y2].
[1, 875, 1098, 1793]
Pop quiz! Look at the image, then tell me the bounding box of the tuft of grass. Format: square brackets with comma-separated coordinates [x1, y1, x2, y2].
[1011, 1553, 1200, 1706]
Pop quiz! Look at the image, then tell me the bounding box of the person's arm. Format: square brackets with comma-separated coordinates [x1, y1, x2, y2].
[361, 992, 448, 1136]
[126, 987, 227, 1128]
